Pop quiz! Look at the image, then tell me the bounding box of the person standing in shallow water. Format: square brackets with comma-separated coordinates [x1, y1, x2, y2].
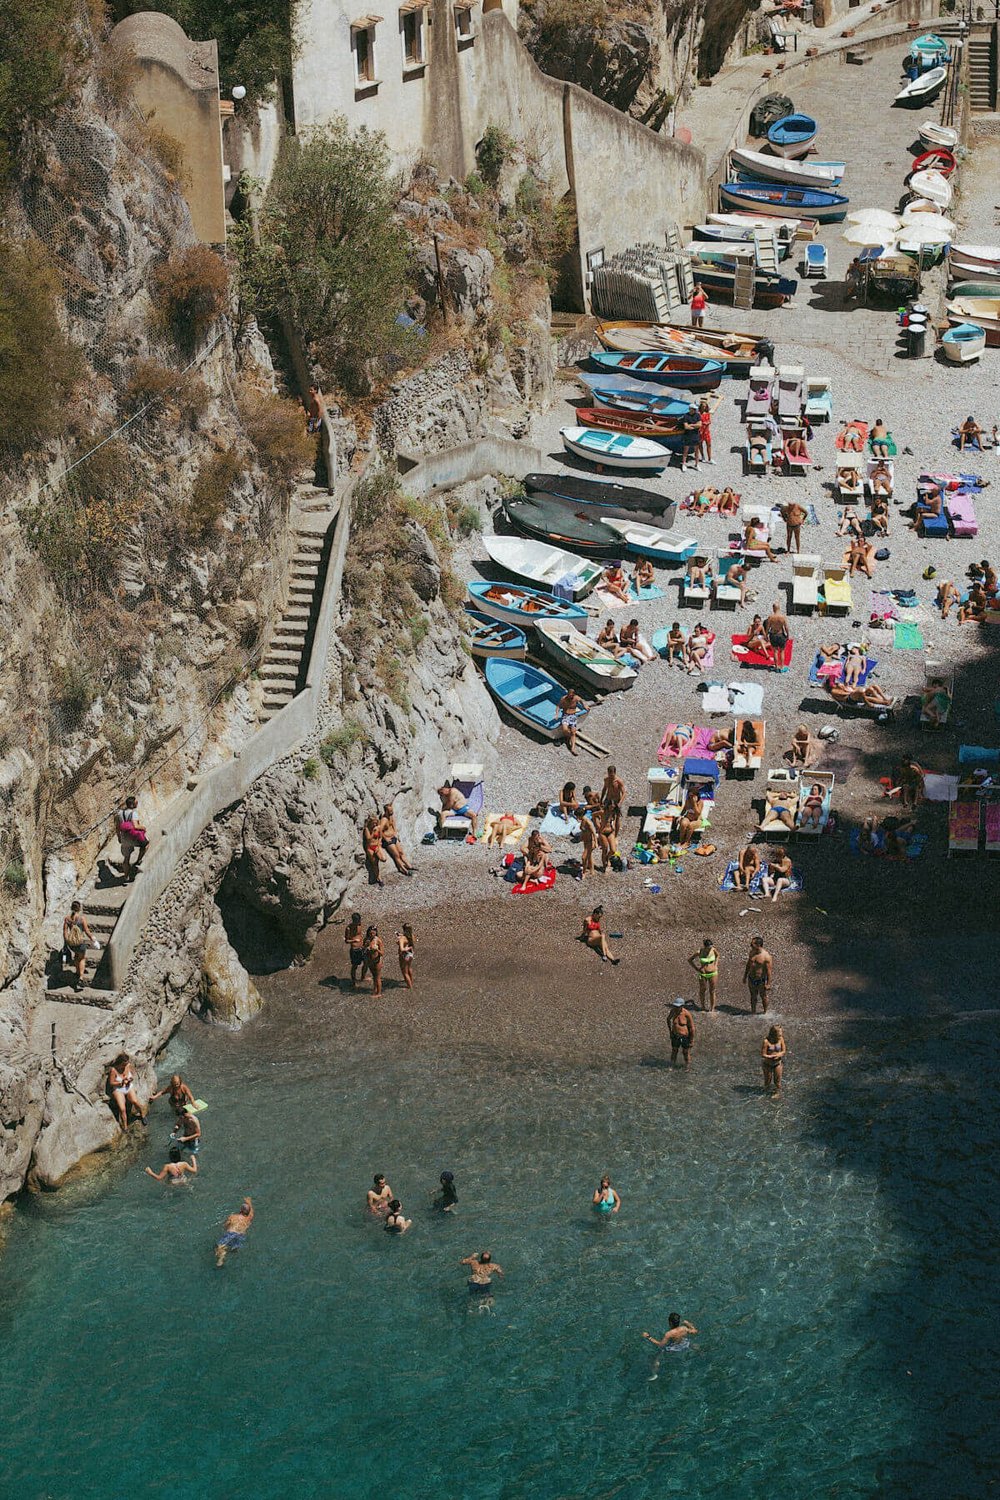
[761, 1025, 786, 1097]
[367, 1174, 393, 1215]
[435, 1171, 458, 1212]
[668, 998, 694, 1068]
[688, 938, 719, 1012]
[593, 1176, 621, 1214]
[396, 924, 415, 989]
[743, 936, 773, 1015]
[461, 1251, 503, 1309]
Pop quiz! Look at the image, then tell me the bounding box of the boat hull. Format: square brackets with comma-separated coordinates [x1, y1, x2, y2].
[947, 298, 1000, 345]
[894, 67, 947, 106]
[505, 496, 625, 556]
[482, 535, 603, 599]
[690, 262, 797, 307]
[766, 113, 818, 159]
[588, 387, 693, 421]
[562, 429, 670, 472]
[600, 517, 698, 564]
[534, 620, 637, 693]
[918, 121, 958, 149]
[467, 580, 588, 627]
[949, 244, 1000, 271]
[730, 146, 842, 188]
[483, 657, 568, 739]
[720, 182, 848, 222]
[594, 321, 757, 370]
[464, 609, 528, 660]
[942, 325, 986, 363]
[523, 471, 673, 518]
[575, 406, 686, 442]
[589, 350, 725, 390]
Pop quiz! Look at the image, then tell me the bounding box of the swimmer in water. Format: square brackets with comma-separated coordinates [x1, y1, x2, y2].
[215, 1196, 253, 1267]
[366, 1174, 393, 1216]
[592, 1175, 621, 1214]
[643, 1312, 698, 1376]
[384, 1198, 412, 1233]
[145, 1146, 197, 1183]
[436, 1170, 458, 1212]
[461, 1250, 503, 1311]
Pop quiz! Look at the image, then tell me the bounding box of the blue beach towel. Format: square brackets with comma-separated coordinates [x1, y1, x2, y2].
[630, 582, 666, 601]
[539, 804, 578, 838]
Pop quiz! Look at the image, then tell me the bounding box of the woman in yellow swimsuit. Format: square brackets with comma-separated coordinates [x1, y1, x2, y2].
[688, 938, 719, 1012]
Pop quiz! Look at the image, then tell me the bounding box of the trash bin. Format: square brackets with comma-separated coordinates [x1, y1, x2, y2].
[907, 317, 927, 357]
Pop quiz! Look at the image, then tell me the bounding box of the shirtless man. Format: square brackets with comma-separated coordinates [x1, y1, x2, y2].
[366, 1173, 393, 1215]
[436, 780, 478, 837]
[215, 1196, 253, 1267]
[665, 622, 686, 666]
[765, 601, 790, 669]
[378, 803, 413, 877]
[781, 501, 808, 555]
[145, 1147, 197, 1184]
[733, 843, 760, 891]
[619, 618, 656, 663]
[601, 765, 626, 835]
[668, 998, 695, 1068]
[643, 1313, 698, 1350]
[743, 935, 773, 1015]
[344, 911, 365, 989]
[558, 687, 587, 756]
[461, 1250, 504, 1309]
[725, 557, 751, 607]
[869, 418, 891, 458]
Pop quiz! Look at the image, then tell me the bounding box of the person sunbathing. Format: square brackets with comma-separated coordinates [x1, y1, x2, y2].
[674, 788, 705, 850]
[836, 506, 863, 539]
[883, 816, 917, 860]
[980, 559, 998, 596]
[717, 487, 740, 518]
[789, 724, 819, 767]
[912, 484, 943, 528]
[689, 486, 719, 514]
[869, 418, 891, 457]
[920, 677, 951, 725]
[817, 641, 843, 662]
[829, 680, 894, 709]
[838, 466, 862, 492]
[559, 782, 580, 819]
[619, 618, 656, 663]
[486, 811, 520, 848]
[597, 619, 627, 659]
[748, 431, 770, 465]
[842, 644, 867, 689]
[707, 727, 733, 756]
[846, 536, 875, 578]
[958, 583, 987, 624]
[799, 783, 826, 828]
[735, 721, 760, 762]
[663, 724, 694, 758]
[687, 557, 711, 590]
[633, 558, 655, 592]
[742, 521, 777, 562]
[764, 791, 796, 831]
[869, 494, 890, 537]
[685, 623, 712, 674]
[869, 460, 893, 496]
[603, 564, 630, 603]
[937, 580, 961, 619]
[838, 421, 865, 452]
[725, 558, 751, 606]
[761, 846, 793, 902]
[784, 433, 809, 463]
[958, 414, 983, 451]
[733, 843, 760, 890]
[745, 615, 769, 656]
[665, 622, 686, 665]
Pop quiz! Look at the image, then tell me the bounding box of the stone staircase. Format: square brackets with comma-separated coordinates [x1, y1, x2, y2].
[256, 525, 330, 723]
[968, 34, 996, 113]
[46, 848, 148, 1003]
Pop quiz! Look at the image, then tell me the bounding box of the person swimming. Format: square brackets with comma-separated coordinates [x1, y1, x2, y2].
[215, 1197, 253, 1267]
[436, 1170, 458, 1212]
[461, 1250, 503, 1309]
[642, 1312, 698, 1376]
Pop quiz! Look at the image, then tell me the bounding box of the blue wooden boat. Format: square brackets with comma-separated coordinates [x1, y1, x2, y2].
[467, 579, 588, 627]
[578, 371, 702, 407]
[941, 322, 986, 363]
[463, 608, 528, 661]
[589, 350, 725, 390]
[906, 32, 949, 73]
[484, 657, 571, 740]
[767, 112, 817, 158]
[589, 387, 692, 420]
[720, 181, 849, 223]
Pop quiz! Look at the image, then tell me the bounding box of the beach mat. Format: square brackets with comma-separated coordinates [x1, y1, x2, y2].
[594, 587, 628, 611]
[539, 805, 577, 838]
[479, 813, 529, 847]
[819, 743, 862, 780]
[893, 621, 924, 650]
[630, 582, 666, 601]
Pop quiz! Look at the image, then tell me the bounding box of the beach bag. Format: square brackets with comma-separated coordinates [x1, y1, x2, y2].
[874, 548, 890, 561]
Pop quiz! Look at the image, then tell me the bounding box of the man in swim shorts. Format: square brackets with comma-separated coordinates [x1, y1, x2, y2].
[642, 1312, 698, 1349]
[215, 1196, 253, 1267]
[743, 935, 773, 1015]
[668, 998, 695, 1068]
[461, 1251, 503, 1308]
[436, 781, 478, 837]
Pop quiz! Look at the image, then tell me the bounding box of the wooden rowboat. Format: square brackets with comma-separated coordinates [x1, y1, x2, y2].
[463, 609, 527, 661]
[483, 657, 571, 739]
[574, 405, 685, 442]
[466, 580, 588, 627]
[482, 534, 604, 598]
[561, 426, 673, 472]
[534, 619, 638, 693]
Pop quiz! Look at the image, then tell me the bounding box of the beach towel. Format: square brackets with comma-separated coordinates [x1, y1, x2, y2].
[594, 587, 629, 611]
[657, 724, 716, 763]
[809, 652, 876, 688]
[923, 773, 960, 802]
[729, 681, 764, 716]
[718, 859, 760, 892]
[539, 805, 578, 838]
[502, 854, 557, 894]
[849, 828, 928, 858]
[836, 420, 868, 451]
[479, 813, 530, 847]
[958, 744, 1000, 765]
[803, 503, 821, 526]
[629, 582, 666, 602]
[749, 864, 804, 895]
[893, 621, 924, 650]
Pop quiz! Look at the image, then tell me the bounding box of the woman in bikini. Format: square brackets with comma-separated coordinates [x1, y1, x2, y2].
[633, 558, 655, 592]
[603, 563, 630, 603]
[663, 723, 695, 758]
[363, 816, 386, 887]
[108, 1053, 146, 1130]
[717, 486, 740, 518]
[761, 846, 793, 902]
[789, 724, 819, 768]
[842, 644, 867, 689]
[674, 788, 704, 851]
[846, 535, 875, 578]
[596, 807, 618, 873]
[486, 811, 519, 848]
[688, 937, 719, 1012]
[869, 493, 890, 537]
[619, 618, 656, 663]
[363, 925, 385, 996]
[559, 782, 580, 820]
[761, 1025, 786, 1096]
[396, 924, 415, 990]
[597, 618, 626, 659]
[836, 505, 863, 539]
[745, 615, 769, 657]
[580, 906, 619, 963]
[799, 783, 826, 828]
[937, 579, 961, 620]
[579, 808, 597, 879]
[685, 624, 711, 675]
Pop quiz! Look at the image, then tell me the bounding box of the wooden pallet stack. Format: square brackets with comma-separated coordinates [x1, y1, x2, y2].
[589, 237, 692, 321]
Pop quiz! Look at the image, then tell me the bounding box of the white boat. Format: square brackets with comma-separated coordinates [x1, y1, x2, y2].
[561, 426, 673, 473]
[941, 322, 986, 363]
[919, 120, 958, 149]
[730, 146, 844, 189]
[600, 516, 699, 564]
[908, 169, 952, 208]
[534, 618, 638, 692]
[895, 66, 947, 106]
[482, 534, 603, 599]
[707, 210, 803, 238]
[947, 296, 1000, 344]
[949, 243, 1000, 272]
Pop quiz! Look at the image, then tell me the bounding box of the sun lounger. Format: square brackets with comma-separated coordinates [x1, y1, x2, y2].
[441, 763, 485, 836]
[803, 243, 827, 278]
[782, 434, 811, 475]
[732, 718, 765, 774]
[821, 567, 852, 616]
[791, 554, 822, 613]
[804, 376, 832, 423]
[683, 562, 712, 607]
[837, 465, 864, 499]
[745, 367, 775, 419]
[919, 509, 949, 539]
[985, 802, 1000, 853]
[776, 366, 804, 419]
[714, 552, 746, 609]
[946, 492, 978, 538]
[760, 769, 799, 834]
[731, 634, 793, 671]
[948, 799, 981, 854]
[643, 765, 682, 835]
[865, 459, 894, 498]
[795, 769, 834, 836]
[809, 648, 876, 687]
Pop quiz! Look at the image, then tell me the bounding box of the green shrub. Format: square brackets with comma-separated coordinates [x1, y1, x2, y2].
[409, 616, 429, 651]
[513, 172, 576, 290]
[320, 717, 366, 762]
[53, 661, 97, 729]
[449, 501, 480, 538]
[376, 649, 410, 712]
[301, 756, 320, 780]
[144, 124, 188, 184]
[477, 124, 514, 187]
[0, 237, 83, 451]
[237, 390, 311, 484]
[464, 170, 485, 197]
[185, 448, 242, 538]
[0, 0, 78, 178]
[151, 246, 228, 352]
[351, 465, 400, 530]
[2, 860, 27, 892]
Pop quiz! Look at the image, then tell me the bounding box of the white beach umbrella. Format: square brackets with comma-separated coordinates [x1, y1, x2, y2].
[846, 208, 901, 229]
[901, 209, 956, 234]
[843, 222, 898, 248]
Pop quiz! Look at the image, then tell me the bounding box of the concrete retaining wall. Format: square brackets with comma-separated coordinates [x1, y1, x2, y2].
[397, 437, 545, 493]
[108, 415, 347, 988]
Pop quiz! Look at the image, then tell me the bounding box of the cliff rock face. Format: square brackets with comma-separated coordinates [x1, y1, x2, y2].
[199, 920, 264, 1028]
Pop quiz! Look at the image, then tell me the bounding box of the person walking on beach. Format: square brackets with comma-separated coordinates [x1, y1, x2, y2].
[781, 501, 807, 555]
[396, 924, 415, 990]
[145, 1147, 197, 1184]
[367, 1174, 393, 1215]
[761, 1025, 786, 1097]
[668, 998, 695, 1067]
[558, 687, 586, 756]
[688, 938, 719, 1012]
[593, 1175, 621, 1214]
[743, 936, 773, 1015]
[215, 1196, 253, 1267]
[344, 912, 365, 989]
[690, 281, 707, 329]
[363, 925, 385, 996]
[698, 400, 714, 465]
[581, 906, 620, 964]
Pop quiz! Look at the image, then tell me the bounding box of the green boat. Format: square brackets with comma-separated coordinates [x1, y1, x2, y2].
[949, 279, 1000, 298]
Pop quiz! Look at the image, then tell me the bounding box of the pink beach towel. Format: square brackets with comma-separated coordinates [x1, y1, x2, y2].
[657, 724, 715, 765]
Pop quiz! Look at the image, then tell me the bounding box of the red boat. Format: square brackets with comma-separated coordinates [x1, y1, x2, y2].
[574, 405, 686, 440]
[910, 147, 956, 178]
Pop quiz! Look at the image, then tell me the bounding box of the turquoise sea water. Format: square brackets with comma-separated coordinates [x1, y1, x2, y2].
[0, 994, 996, 1500]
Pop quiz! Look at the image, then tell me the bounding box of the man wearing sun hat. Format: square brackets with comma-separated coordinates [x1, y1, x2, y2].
[668, 998, 695, 1069]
